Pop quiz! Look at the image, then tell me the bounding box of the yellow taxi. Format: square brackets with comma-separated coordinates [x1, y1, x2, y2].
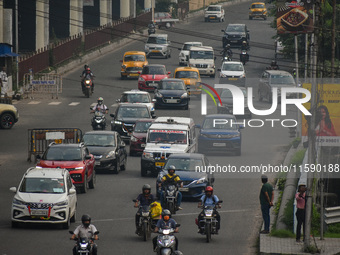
[120, 51, 148, 79]
[249, 2, 267, 20]
[174, 67, 202, 96]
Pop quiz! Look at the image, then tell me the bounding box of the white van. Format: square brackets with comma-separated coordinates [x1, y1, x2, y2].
[188, 46, 216, 78]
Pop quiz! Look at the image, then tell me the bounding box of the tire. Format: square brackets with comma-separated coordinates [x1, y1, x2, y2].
[80, 175, 88, 193]
[70, 209, 76, 223]
[0, 113, 15, 129]
[210, 73, 215, 78]
[113, 160, 120, 174]
[88, 170, 96, 189]
[129, 150, 136, 156]
[264, 16, 267, 20]
[168, 202, 175, 215]
[204, 18, 208, 22]
[141, 166, 147, 177]
[85, 88, 90, 98]
[184, 104, 188, 110]
[143, 221, 148, 241]
[206, 223, 211, 242]
[62, 214, 71, 229]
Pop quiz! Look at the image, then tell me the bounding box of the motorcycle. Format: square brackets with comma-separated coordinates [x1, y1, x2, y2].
[81, 74, 94, 98]
[239, 50, 249, 65]
[197, 201, 223, 243]
[69, 230, 99, 255]
[148, 23, 156, 35]
[222, 55, 232, 62]
[91, 110, 106, 130]
[133, 200, 156, 241]
[154, 225, 180, 255]
[162, 184, 179, 215]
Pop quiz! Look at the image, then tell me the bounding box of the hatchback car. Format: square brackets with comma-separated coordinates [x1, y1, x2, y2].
[145, 34, 171, 58]
[110, 103, 155, 141]
[120, 51, 148, 79]
[258, 70, 297, 103]
[178, 42, 203, 66]
[116, 90, 155, 113]
[249, 2, 267, 20]
[218, 61, 246, 87]
[221, 24, 250, 48]
[156, 153, 214, 199]
[82, 131, 127, 174]
[10, 167, 77, 229]
[154, 78, 189, 110]
[36, 143, 95, 193]
[0, 103, 19, 129]
[138, 64, 171, 92]
[129, 119, 154, 156]
[174, 67, 202, 97]
[197, 114, 243, 156]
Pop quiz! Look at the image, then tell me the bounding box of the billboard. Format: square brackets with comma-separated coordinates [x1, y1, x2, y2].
[302, 83, 340, 146]
[277, 0, 314, 34]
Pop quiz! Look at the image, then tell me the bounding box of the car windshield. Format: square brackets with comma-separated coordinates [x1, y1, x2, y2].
[142, 66, 166, 75]
[202, 118, 238, 130]
[183, 43, 202, 50]
[148, 130, 187, 144]
[270, 75, 295, 85]
[117, 107, 150, 119]
[121, 94, 150, 103]
[159, 81, 185, 90]
[124, 54, 145, 62]
[19, 177, 65, 193]
[83, 134, 116, 147]
[226, 25, 244, 32]
[207, 6, 221, 11]
[220, 88, 247, 98]
[164, 158, 204, 171]
[251, 4, 264, 8]
[175, 71, 199, 79]
[190, 50, 214, 59]
[221, 63, 244, 72]
[134, 121, 153, 133]
[43, 147, 82, 161]
[146, 37, 167, 44]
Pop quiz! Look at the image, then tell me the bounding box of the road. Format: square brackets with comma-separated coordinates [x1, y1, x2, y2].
[0, 1, 297, 254]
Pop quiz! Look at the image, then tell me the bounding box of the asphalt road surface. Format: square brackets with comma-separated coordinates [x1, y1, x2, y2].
[0, 1, 298, 254]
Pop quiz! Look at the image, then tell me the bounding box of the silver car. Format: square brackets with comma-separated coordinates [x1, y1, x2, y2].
[145, 34, 171, 59]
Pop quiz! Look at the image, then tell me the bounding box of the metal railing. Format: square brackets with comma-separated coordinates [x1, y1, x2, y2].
[23, 73, 62, 99]
[325, 206, 340, 225]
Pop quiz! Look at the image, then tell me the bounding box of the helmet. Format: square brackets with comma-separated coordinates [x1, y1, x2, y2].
[142, 184, 151, 194]
[205, 186, 213, 193]
[271, 60, 277, 65]
[81, 214, 91, 223]
[98, 97, 104, 105]
[168, 165, 176, 175]
[84, 64, 88, 69]
[225, 44, 230, 49]
[162, 209, 171, 221]
[242, 41, 247, 45]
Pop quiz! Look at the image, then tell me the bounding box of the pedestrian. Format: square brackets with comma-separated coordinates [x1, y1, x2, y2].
[259, 175, 274, 234]
[295, 184, 306, 243]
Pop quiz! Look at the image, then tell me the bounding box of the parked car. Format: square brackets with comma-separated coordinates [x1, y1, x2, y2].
[82, 131, 127, 174]
[110, 103, 155, 141]
[258, 70, 297, 103]
[156, 153, 214, 199]
[197, 114, 243, 156]
[0, 103, 19, 129]
[144, 34, 171, 59]
[221, 24, 250, 48]
[249, 2, 267, 20]
[154, 78, 189, 110]
[204, 5, 225, 22]
[218, 61, 246, 87]
[129, 119, 154, 156]
[216, 87, 252, 118]
[36, 143, 95, 193]
[178, 42, 203, 66]
[120, 51, 148, 79]
[174, 67, 202, 97]
[138, 64, 171, 92]
[10, 167, 77, 229]
[116, 90, 155, 113]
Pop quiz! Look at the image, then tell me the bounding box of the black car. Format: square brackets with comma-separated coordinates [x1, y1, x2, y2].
[221, 24, 250, 48]
[154, 78, 189, 110]
[156, 153, 214, 199]
[110, 104, 156, 141]
[82, 131, 127, 174]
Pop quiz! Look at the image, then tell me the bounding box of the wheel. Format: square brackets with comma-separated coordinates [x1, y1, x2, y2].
[168, 202, 175, 214]
[205, 18, 208, 22]
[113, 160, 120, 174]
[206, 223, 211, 242]
[141, 167, 147, 177]
[88, 170, 96, 189]
[70, 209, 76, 223]
[143, 221, 148, 241]
[264, 16, 267, 20]
[62, 214, 71, 229]
[258, 90, 263, 102]
[85, 88, 90, 98]
[0, 113, 15, 129]
[210, 73, 215, 78]
[80, 175, 88, 193]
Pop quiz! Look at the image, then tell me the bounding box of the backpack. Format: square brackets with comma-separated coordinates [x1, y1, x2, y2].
[150, 201, 162, 219]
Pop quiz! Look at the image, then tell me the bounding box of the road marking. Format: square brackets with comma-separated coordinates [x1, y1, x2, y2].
[48, 102, 62, 105]
[28, 101, 41, 104]
[69, 102, 80, 106]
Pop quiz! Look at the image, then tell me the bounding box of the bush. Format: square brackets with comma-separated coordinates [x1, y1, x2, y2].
[282, 198, 295, 232]
[292, 137, 301, 148]
[277, 178, 286, 191]
[290, 149, 307, 167]
[270, 229, 295, 238]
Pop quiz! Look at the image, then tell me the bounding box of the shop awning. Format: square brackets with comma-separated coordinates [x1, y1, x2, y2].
[0, 43, 19, 57]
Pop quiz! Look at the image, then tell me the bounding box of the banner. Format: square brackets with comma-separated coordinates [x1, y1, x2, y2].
[302, 83, 340, 146]
[277, 0, 314, 34]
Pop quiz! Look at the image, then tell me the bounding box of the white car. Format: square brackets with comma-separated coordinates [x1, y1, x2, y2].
[10, 167, 77, 229]
[218, 61, 246, 86]
[145, 34, 171, 59]
[116, 90, 155, 113]
[204, 5, 225, 22]
[178, 42, 203, 66]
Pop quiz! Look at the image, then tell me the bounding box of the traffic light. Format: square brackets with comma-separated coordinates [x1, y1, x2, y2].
[289, 127, 296, 138]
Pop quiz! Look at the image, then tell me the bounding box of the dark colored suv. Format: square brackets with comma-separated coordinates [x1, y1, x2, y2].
[221, 24, 250, 48]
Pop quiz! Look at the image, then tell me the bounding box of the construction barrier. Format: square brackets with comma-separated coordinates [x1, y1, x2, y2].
[23, 73, 63, 99]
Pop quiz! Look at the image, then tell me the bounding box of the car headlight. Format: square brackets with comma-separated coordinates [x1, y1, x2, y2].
[138, 77, 145, 82]
[180, 93, 188, 98]
[240, 74, 246, 78]
[220, 73, 227, 78]
[131, 136, 138, 142]
[143, 151, 153, 159]
[55, 200, 68, 206]
[114, 120, 122, 125]
[230, 134, 240, 138]
[196, 177, 207, 184]
[13, 198, 25, 205]
[106, 151, 116, 159]
[155, 92, 163, 98]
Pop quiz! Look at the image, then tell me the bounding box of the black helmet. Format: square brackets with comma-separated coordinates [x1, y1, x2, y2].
[162, 209, 171, 220]
[81, 214, 91, 223]
[84, 64, 88, 69]
[142, 184, 151, 193]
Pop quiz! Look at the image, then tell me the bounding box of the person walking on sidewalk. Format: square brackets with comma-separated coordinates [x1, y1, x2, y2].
[295, 184, 306, 243]
[259, 175, 274, 234]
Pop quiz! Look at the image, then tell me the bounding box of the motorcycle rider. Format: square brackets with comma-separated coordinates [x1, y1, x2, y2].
[221, 44, 233, 61]
[81, 65, 95, 92]
[70, 214, 99, 255]
[240, 40, 248, 51]
[197, 186, 221, 234]
[240, 41, 249, 63]
[158, 165, 183, 210]
[134, 184, 156, 235]
[148, 21, 156, 35]
[270, 60, 279, 70]
[153, 209, 179, 252]
[91, 97, 108, 114]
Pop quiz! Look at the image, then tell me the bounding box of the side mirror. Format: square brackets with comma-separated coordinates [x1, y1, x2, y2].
[9, 187, 17, 193]
[36, 155, 41, 160]
[110, 114, 115, 118]
[217, 69, 221, 72]
[221, 29, 225, 33]
[178, 48, 181, 50]
[116, 99, 121, 103]
[120, 141, 126, 148]
[85, 155, 92, 160]
[176, 224, 181, 227]
[194, 124, 201, 129]
[132, 199, 137, 202]
[138, 71, 141, 74]
[69, 188, 76, 195]
[152, 99, 156, 103]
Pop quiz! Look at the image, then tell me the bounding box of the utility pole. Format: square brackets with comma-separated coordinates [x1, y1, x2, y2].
[15, 0, 19, 92]
[331, 0, 336, 79]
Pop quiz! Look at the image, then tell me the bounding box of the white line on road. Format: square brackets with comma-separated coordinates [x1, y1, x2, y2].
[28, 101, 41, 104]
[48, 102, 62, 105]
[69, 102, 80, 106]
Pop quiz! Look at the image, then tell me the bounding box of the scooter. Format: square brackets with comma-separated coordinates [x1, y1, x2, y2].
[69, 230, 99, 255]
[240, 50, 249, 65]
[154, 225, 180, 255]
[91, 110, 106, 130]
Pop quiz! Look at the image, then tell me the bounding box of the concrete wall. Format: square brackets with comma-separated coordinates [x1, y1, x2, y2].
[36, 0, 49, 50]
[120, 0, 130, 18]
[100, 0, 112, 26]
[70, 0, 83, 36]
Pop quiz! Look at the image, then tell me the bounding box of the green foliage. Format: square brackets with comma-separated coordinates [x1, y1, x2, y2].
[291, 137, 301, 148]
[277, 178, 286, 191]
[304, 245, 320, 254]
[270, 229, 295, 238]
[311, 204, 321, 235]
[326, 222, 340, 233]
[274, 190, 282, 214]
[155, 0, 171, 12]
[290, 149, 307, 167]
[282, 198, 295, 232]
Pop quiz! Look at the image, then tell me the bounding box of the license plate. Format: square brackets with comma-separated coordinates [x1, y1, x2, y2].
[166, 99, 178, 103]
[31, 210, 48, 216]
[209, 17, 215, 19]
[95, 161, 101, 166]
[228, 78, 238, 80]
[213, 143, 226, 147]
[179, 187, 189, 192]
[152, 50, 160, 52]
[141, 144, 146, 147]
[129, 73, 139, 77]
[155, 162, 165, 167]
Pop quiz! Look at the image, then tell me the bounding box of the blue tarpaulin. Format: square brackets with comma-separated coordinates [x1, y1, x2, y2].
[0, 43, 19, 57]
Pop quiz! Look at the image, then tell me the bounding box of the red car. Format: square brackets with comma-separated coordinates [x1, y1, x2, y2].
[36, 143, 95, 193]
[129, 119, 154, 156]
[138, 64, 171, 92]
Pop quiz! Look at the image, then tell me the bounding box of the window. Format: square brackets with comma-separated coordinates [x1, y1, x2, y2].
[19, 177, 65, 193]
[190, 50, 214, 59]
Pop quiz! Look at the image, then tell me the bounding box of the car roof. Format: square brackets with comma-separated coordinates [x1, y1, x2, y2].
[118, 103, 148, 108]
[265, 70, 293, 76]
[49, 143, 82, 148]
[124, 51, 145, 55]
[190, 46, 213, 51]
[144, 64, 166, 67]
[175, 67, 199, 72]
[251, 2, 266, 5]
[123, 90, 149, 94]
[155, 117, 194, 125]
[208, 5, 222, 7]
[148, 34, 168, 38]
[222, 61, 244, 65]
[167, 153, 204, 159]
[84, 131, 118, 136]
[227, 23, 246, 27]
[149, 123, 189, 130]
[25, 167, 67, 178]
[135, 119, 155, 123]
[183, 42, 203, 45]
[204, 114, 235, 119]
